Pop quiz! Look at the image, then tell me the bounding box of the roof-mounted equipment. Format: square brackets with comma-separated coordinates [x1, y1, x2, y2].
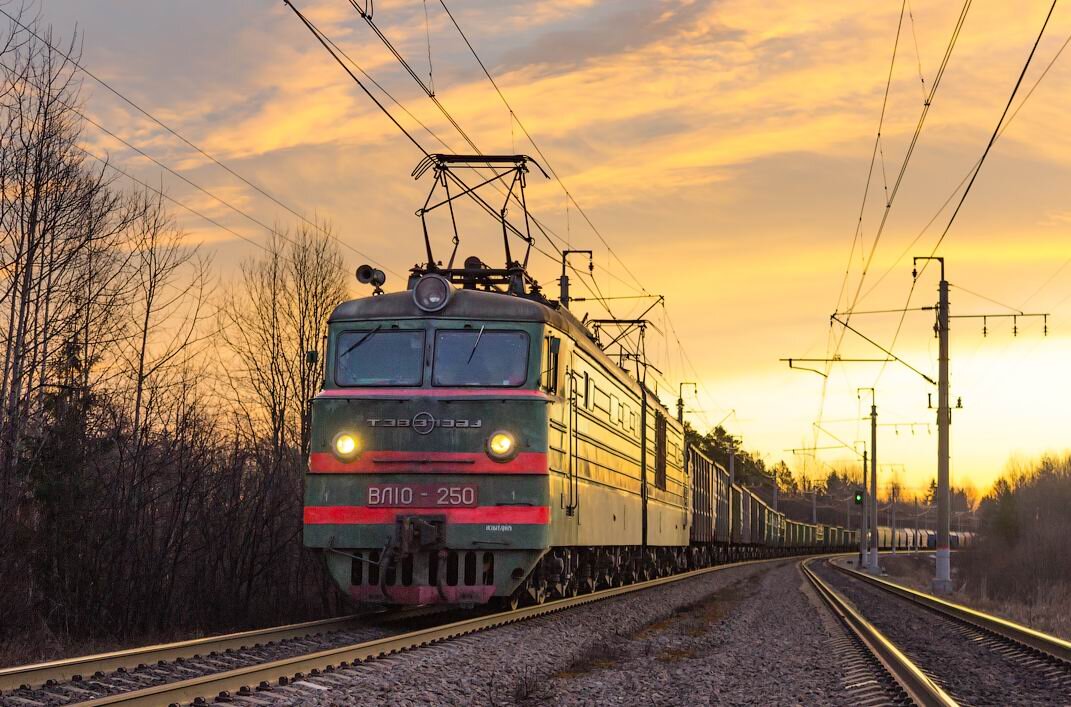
[409, 154, 549, 300]
[356, 264, 387, 295]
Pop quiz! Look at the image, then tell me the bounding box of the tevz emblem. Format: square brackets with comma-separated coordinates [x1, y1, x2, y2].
[367, 412, 483, 436]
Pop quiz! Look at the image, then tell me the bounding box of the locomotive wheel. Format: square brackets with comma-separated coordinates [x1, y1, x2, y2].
[494, 589, 523, 611]
[527, 583, 547, 605]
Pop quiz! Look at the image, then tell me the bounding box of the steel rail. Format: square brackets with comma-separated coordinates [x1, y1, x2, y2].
[0, 609, 430, 692]
[801, 559, 958, 707]
[833, 560, 1071, 664]
[77, 554, 810, 706]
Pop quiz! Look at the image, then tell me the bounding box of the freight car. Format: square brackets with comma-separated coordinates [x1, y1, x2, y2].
[863, 527, 972, 551]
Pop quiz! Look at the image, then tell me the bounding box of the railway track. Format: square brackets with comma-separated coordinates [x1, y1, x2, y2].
[0, 607, 447, 707]
[812, 558, 1071, 706]
[801, 558, 955, 707]
[1, 554, 808, 707]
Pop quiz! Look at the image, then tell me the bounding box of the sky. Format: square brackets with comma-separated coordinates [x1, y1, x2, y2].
[34, 0, 1071, 497]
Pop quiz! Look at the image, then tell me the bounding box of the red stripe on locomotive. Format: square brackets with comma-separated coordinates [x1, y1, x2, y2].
[303, 505, 551, 525]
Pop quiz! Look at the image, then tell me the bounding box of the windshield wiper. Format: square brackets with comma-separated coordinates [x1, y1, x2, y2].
[342, 325, 382, 357]
[466, 326, 485, 364]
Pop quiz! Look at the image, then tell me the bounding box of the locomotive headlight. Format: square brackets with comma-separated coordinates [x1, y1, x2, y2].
[333, 432, 360, 460]
[413, 274, 452, 312]
[487, 431, 517, 461]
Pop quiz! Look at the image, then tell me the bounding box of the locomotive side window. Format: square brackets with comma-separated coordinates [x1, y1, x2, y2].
[654, 411, 668, 490]
[541, 336, 560, 393]
[433, 330, 529, 387]
[336, 329, 424, 386]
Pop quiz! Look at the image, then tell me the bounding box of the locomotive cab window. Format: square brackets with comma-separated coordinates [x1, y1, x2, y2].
[336, 329, 424, 386]
[433, 329, 530, 387]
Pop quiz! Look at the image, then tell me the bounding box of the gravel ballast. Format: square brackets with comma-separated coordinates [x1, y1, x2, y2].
[284, 557, 856, 706]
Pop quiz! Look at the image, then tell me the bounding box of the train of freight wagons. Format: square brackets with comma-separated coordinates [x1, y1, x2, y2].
[302, 154, 970, 608]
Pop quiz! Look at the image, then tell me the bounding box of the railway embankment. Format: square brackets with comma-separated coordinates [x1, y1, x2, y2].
[0, 556, 862, 706]
[814, 560, 1071, 705]
[531, 559, 859, 706]
[287, 559, 802, 706]
[878, 552, 1071, 641]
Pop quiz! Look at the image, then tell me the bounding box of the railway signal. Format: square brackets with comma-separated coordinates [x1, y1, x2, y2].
[854, 490, 864, 505]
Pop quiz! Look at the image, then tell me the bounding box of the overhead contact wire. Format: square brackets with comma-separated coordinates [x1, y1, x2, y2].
[0, 5, 401, 275]
[875, 0, 1060, 384]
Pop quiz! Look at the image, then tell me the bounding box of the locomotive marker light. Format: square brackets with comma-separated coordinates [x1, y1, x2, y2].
[413, 274, 453, 312]
[332, 432, 360, 461]
[487, 431, 517, 461]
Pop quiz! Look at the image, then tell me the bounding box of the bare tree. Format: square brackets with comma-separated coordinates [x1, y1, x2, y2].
[0, 10, 351, 655]
[219, 224, 347, 456]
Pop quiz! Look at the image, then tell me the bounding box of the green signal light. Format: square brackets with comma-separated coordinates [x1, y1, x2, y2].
[853, 491, 864, 505]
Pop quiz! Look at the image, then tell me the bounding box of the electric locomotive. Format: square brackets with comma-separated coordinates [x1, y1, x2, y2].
[304, 257, 691, 607]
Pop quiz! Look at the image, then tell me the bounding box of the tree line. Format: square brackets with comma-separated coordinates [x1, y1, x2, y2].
[0, 13, 349, 655]
[962, 454, 1071, 600]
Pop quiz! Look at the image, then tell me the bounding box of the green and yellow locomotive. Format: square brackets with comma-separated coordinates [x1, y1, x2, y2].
[305, 262, 689, 607]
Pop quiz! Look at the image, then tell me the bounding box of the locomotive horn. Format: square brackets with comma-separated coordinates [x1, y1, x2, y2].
[356, 264, 387, 294]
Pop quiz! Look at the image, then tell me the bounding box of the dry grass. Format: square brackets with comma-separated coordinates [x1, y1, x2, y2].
[879, 554, 938, 594]
[656, 647, 697, 662]
[552, 573, 760, 682]
[552, 641, 623, 679]
[880, 553, 1071, 641]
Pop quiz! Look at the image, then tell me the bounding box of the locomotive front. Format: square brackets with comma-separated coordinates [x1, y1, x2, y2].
[304, 274, 554, 606]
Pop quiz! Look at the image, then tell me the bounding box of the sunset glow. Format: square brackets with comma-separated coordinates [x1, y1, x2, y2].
[41, 0, 1071, 494]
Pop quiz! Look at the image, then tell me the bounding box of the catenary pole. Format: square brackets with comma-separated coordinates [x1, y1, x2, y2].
[860, 449, 868, 567]
[870, 398, 879, 569]
[935, 260, 952, 592]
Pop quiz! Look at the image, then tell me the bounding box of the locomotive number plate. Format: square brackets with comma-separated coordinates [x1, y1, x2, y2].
[367, 483, 478, 507]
